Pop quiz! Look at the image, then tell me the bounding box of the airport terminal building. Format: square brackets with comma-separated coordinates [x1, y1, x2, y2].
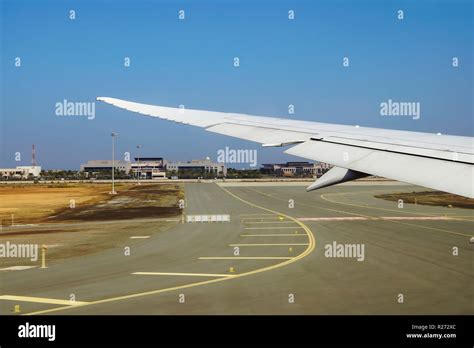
[131, 157, 166, 179]
[166, 159, 227, 176]
[0, 166, 42, 179]
[261, 161, 331, 177]
[80, 160, 131, 175]
[80, 157, 226, 179]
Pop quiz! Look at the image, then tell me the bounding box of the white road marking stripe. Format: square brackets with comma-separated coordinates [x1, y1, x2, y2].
[199, 256, 293, 260]
[244, 221, 296, 224]
[240, 234, 308, 237]
[130, 236, 150, 239]
[239, 213, 274, 216]
[298, 217, 369, 221]
[0, 266, 38, 271]
[132, 272, 235, 277]
[381, 216, 456, 220]
[244, 227, 303, 230]
[229, 243, 309, 246]
[0, 295, 88, 305]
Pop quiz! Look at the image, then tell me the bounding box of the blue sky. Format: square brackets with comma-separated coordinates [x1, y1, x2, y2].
[1, 0, 472, 169]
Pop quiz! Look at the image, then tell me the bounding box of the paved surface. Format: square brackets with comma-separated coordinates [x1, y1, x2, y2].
[0, 183, 472, 314]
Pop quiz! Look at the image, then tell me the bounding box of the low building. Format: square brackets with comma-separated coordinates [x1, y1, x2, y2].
[0, 166, 42, 179]
[315, 162, 332, 176]
[80, 160, 131, 174]
[262, 161, 331, 177]
[166, 158, 227, 176]
[131, 157, 166, 180]
[80, 157, 226, 179]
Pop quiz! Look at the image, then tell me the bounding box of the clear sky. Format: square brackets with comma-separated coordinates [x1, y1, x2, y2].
[1, 0, 472, 169]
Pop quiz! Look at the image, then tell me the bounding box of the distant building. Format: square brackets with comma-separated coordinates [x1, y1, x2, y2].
[131, 157, 166, 179]
[80, 157, 226, 179]
[314, 162, 332, 176]
[262, 161, 331, 177]
[166, 158, 227, 176]
[80, 160, 131, 174]
[0, 166, 42, 179]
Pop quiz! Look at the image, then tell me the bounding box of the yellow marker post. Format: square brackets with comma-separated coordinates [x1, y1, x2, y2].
[279, 216, 284, 221]
[289, 247, 293, 253]
[294, 230, 298, 234]
[14, 304, 20, 313]
[229, 267, 234, 273]
[41, 244, 47, 269]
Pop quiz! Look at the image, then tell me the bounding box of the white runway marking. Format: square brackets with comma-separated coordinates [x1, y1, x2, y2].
[229, 243, 309, 246]
[0, 266, 38, 271]
[0, 295, 88, 305]
[240, 234, 308, 237]
[298, 217, 368, 221]
[132, 272, 235, 277]
[239, 213, 274, 216]
[199, 256, 293, 260]
[130, 236, 150, 239]
[244, 226, 304, 230]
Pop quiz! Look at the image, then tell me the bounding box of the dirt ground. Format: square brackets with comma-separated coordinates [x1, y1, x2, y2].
[0, 183, 183, 266]
[375, 191, 474, 209]
[0, 183, 110, 226]
[0, 183, 183, 226]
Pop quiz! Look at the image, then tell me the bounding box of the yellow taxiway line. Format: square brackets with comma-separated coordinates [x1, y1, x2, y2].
[247, 187, 471, 238]
[24, 185, 316, 315]
[320, 192, 473, 237]
[382, 219, 472, 238]
[0, 295, 88, 306]
[320, 191, 474, 221]
[247, 187, 376, 219]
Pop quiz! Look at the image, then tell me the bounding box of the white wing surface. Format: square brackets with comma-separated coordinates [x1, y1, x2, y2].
[97, 97, 474, 198]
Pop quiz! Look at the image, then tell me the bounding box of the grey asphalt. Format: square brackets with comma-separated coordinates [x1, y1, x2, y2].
[0, 182, 472, 314]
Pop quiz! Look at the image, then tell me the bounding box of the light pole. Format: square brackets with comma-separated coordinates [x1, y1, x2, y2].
[110, 132, 118, 195]
[136, 144, 141, 185]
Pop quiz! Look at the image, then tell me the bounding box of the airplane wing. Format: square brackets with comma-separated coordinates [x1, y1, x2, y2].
[96, 97, 474, 198]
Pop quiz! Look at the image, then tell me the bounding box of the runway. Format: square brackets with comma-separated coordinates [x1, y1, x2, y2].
[0, 182, 472, 314]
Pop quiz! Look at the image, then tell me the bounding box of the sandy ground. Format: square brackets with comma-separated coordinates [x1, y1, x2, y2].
[0, 183, 183, 266]
[375, 191, 474, 209]
[0, 183, 118, 226]
[0, 183, 182, 225]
